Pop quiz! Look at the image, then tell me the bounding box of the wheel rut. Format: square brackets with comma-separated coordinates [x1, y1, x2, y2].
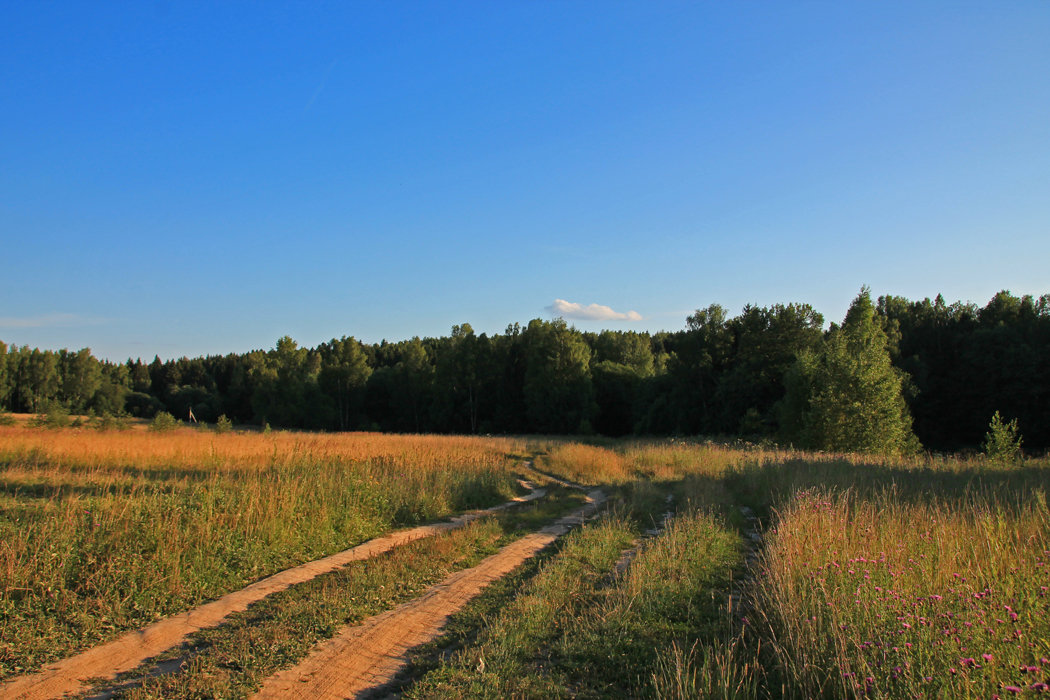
[251, 487, 606, 700]
[0, 482, 546, 700]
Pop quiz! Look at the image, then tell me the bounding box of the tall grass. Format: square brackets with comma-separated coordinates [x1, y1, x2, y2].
[7, 423, 1048, 694]
[535, 438, 773, 485]
[0, 424, 524, 474]
[0, 426, 524, 678]
[535, 442, 631, 483]
[754, 488, 1050, 698]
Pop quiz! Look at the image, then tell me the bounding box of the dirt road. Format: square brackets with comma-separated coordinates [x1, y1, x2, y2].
[0, 484, 546, 700]
[252, 488, 605, 700]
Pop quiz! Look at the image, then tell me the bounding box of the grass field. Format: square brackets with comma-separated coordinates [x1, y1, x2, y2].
[3, 424, 1049, 698]
[0, 425, 524, 677]
[474, 440, 1050, 698]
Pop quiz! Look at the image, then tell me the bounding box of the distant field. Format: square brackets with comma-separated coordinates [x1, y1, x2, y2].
[3, 426, 1049, 697]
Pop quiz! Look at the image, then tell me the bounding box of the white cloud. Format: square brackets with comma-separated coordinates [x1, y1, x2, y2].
[0, 313, 107, 329]
[546, 299, 643, 322]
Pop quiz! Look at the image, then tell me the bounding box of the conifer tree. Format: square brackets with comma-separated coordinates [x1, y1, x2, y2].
[780, 288, 920, 454]
[982, 411, 1022, 466]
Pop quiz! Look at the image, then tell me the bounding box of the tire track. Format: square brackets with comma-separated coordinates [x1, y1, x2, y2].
[0, 482, 546, 700]
[252, 488, 606, 700]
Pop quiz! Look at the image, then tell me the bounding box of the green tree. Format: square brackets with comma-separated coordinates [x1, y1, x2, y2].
[482, 324, 528, 433]
[128, 358, 152, 393]
[522, 319, 594, 433]
[587, 331, 655, 436]
[982, 411, 1022, 466]
[591, 360, 643, 436]
[391, 338, 434, 432]
[646, 304, 733, 434]
[250, 336, 321, 428]
[716, 303, 824, 434]
[91, 362, 130, 415]
[16, 348, 60, 413]
[58, 348, 102, 412]
[150, 411, 178, 431]
[433, 324, 489, 433]
[318, 336, 372, 430]
[592, 330, 655, 377]
[780, 288, 919, 454]
[0, 341, 9, 409]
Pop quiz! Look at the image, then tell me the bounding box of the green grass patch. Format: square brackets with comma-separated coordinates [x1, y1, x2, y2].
[405, 505, 745, 698]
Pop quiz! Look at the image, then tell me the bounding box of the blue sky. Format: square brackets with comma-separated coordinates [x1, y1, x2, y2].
[2, 2, 1048, 361]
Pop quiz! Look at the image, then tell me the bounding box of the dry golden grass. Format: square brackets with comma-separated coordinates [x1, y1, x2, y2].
[535, 442, 630, 484]
[535, 438, 792, 485]
[0, 424, 524, 475]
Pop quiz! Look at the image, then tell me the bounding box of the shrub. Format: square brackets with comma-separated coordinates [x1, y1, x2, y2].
[31, 404, 71, 429]
[215, 414, 233, 433]
[94, 412, 129, 431]
[149, 411, 179, 432]
[982, 411, 1022, 466]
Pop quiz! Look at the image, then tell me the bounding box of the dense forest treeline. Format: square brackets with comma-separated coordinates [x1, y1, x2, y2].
[1, 290, 1047, 450]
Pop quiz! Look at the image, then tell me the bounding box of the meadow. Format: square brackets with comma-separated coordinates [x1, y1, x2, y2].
[753, 483, 1050, 698]
[0, 424, 524, 677]
[3, 423, 1049, 698]
[521, 440, 1050, 698]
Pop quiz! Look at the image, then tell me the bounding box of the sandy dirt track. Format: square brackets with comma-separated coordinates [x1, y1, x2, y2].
[0, 484, 545, 700]
[252, 488, 605, 700]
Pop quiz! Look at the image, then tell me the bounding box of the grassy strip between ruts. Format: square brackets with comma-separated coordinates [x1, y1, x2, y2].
[81, 487, 587, 699]
[402, 504, 745, 699]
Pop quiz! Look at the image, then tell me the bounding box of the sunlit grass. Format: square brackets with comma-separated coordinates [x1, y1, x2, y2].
[535, 438, 779, 485]
[0, 424, 524, 475]
[0, 426, 524, 678]
[6, 422, 1050, 696]
[534, 442, 630, 484]
[107, 489, 588, 700]
[754, 488, 1050, 698]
